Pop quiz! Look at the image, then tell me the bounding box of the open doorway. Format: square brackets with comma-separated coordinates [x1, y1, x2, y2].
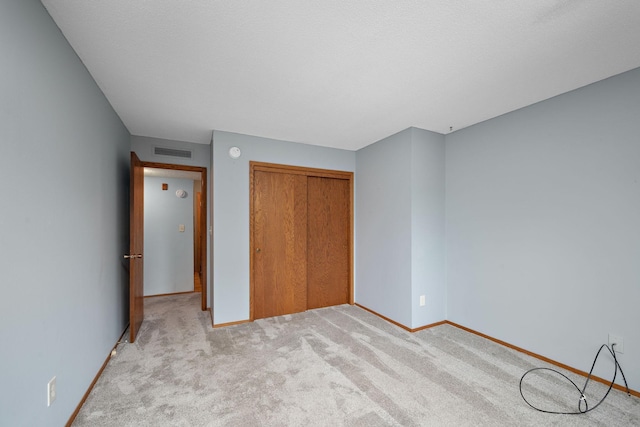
[142, 161, 207, 312]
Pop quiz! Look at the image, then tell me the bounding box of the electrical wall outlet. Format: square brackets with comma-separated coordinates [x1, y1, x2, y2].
[47, 376, 56, 407]
[608, 334, 624, 354]
[419, 295, 426, 306]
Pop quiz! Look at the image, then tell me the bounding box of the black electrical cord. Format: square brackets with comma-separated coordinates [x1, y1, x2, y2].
[519, 343, 631, 415]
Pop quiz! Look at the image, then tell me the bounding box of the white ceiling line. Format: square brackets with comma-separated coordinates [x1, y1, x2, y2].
[41, 1, 640, 150]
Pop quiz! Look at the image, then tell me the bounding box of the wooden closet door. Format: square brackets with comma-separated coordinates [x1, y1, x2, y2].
[253, 171, 308, 319]
[307, 176, 350, 309]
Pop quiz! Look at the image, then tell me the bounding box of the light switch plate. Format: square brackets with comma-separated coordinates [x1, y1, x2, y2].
[178, 224, 185, 232]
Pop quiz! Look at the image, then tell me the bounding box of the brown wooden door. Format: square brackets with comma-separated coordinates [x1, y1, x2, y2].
[129, 152, 144, 343]
[253, 170, 308, 319]
[194, 192, 202, 277]
[307, 176, 350, 309]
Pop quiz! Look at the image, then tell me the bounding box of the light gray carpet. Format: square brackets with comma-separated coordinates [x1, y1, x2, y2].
[73, 294, 640, 426]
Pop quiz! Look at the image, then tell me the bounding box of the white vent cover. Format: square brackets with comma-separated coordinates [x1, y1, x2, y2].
[154, 146, 192, 159]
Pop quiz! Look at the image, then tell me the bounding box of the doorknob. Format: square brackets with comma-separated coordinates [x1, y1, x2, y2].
[256, 248, 261, 253]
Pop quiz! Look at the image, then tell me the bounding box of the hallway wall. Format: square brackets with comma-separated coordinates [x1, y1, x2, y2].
[144, 176, 195, 295]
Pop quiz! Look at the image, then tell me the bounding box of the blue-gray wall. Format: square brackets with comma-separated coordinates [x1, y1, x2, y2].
[355, 128, 446, 329]
[446, 67, 640, 388]
[356, 129, 413, 326]
[144, 177, 195, 296]
[131, 135, 211, 170]
[0, 1, 130, 425]
[212, 130, 356, 325]
[410, 128, 446, 328]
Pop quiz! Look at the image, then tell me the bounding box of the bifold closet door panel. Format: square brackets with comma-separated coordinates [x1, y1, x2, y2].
[253, 171, 308, 319]
[307, 176, 350, 309]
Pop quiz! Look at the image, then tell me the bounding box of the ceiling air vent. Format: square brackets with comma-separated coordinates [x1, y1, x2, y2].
[154, 146, 192, 159]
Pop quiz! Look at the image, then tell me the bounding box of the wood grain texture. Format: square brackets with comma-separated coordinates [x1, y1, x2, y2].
[252, 162, 353, 180]
[194, 192, 202, 275]
[129, 152, 144, 343]
[250, 161, 354, 319]
[253, 171, 308, 319]
[139, 161, 204, 173]
[194, 270, 201, 293]
[198, 169, 207, 311]
[307, 177, 350, 309]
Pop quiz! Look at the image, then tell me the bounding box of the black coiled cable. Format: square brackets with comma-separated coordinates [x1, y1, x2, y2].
[519, 343, 631, 414]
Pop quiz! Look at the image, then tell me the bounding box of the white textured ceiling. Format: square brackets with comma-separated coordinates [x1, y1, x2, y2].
[41, 1, 640, 151]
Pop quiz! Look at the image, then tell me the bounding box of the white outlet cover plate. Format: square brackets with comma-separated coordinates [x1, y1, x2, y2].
[608, 334, 624, 353]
